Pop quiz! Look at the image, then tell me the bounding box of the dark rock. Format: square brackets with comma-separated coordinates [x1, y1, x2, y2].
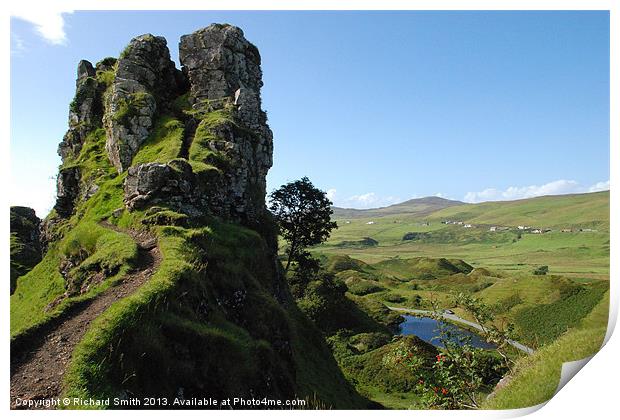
[58, 60, 103, 162]
[10, 206, 42, 294]
[124, 161, 201, 215]
[402, 232, 430, 241]
[54, 167, 81, 218]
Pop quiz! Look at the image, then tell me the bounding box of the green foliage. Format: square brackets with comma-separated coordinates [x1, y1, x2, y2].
[384, 293, 406, 303]
[270, 177, 338, 272]
[95, 69, 115, 88]
[326, 255, 370, 273]
[386, 296, 511, 409]
[187, 106, 234, 176]
[297, 276, 348, 331]
[336, 237, 379, 248]
[329, 335, 436, 408]
[112, 91, 152, 125]
[69, 77, 97, 113]
[484, 292, 608, 409]
[62, 222, 366, 408]
[131, 116, 184, 165]
[348, 280, 385, 296]
[533, 265, 549, 275]
[10, 224, 137, 337]
[514, 282, 608, 346]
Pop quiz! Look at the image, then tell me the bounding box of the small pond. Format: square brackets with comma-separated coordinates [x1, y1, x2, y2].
[398, 315, 495, 350]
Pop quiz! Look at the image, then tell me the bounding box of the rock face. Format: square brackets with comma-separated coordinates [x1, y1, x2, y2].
[104, 34, 182, 173]
[124, 160, 199, 213]
[10, 207, 42, 294]
[52, 24, 273, 228]
[58, 60, 100, 161]
[178, 24, 273, 223]
[54, 167, 81, 217]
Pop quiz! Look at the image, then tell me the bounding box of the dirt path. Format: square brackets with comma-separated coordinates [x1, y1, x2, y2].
[10, 224, 161, 409]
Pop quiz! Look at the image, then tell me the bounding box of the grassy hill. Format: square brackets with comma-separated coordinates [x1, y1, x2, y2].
[428, 191, 609, 229]
[332, 196, 464, 219]
[317, 191, 609, 278]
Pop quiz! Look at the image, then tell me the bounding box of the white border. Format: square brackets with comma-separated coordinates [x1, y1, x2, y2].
[2, 1, 617, 419]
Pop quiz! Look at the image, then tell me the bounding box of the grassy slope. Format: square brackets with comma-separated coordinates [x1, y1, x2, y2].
[428, 191, 609, 229]
[11, 128, 139, 338]
[333, 196, 464, 219]
[12, 82, 366, 408]
[316, 192, 609, 278]
[483, 291, 609, 409]
[63, 222, 366, 409]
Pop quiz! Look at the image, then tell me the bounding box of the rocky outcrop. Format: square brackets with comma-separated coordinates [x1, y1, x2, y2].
[10, 207, 42, 294]
[104, 34, 183, 173]
[53, 25, 274, 229]
[124, 160, 199, 212]
[58, 60, 102, 161]
[54, 167, 81, 218]
[178, 24, 273, 223]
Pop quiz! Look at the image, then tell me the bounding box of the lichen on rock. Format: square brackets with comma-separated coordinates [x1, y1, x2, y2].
[103, 34, 182, 173]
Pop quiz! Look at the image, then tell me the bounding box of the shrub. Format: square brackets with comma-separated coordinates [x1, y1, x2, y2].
[348, 280, 385, 296]
[384, 293, 406, 303]
[533, 266, 549, 275]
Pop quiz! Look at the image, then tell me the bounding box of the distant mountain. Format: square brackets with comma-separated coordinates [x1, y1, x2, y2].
[332, 196, 465, 219]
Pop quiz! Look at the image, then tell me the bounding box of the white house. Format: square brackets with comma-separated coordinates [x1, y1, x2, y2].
[464, 224, 473, 228]
[489, 226, 497, 232]
[366, 221, 375, 225]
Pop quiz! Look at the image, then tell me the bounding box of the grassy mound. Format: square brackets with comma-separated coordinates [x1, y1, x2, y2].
[372, 257, 473, 280]
[484, 291, 609, 409]
[62, 221, 366, 408]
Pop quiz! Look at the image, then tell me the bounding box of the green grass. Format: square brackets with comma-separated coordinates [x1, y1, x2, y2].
[513, 281, 608, 346]
[131, 116, 184, 165]
[429, 191, 609, 229]
[483, 291, 609, 409]
[316, 191, 609, 279]
[10, 223, 137, 338]
[187, 106, 234, 176]
[112, 91, 153, 125]
[62, 221, 367, 408]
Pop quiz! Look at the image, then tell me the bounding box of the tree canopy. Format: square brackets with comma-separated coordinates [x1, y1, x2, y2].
[269, 177, 337, 272]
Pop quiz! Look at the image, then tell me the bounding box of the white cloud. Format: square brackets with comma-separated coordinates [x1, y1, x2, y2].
[334, 192, 401, 209]
[589, 180, 610, 192]
[11, 33, 26, 55]
[326, 188, 337, 201]
[464, 179, 609, 203]
[12, 8, 73, 45]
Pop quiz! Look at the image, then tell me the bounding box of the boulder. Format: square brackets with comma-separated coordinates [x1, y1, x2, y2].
[10, 207, 42, 293]
[104, 34, 182, 173]
[54, 167, 81, 217]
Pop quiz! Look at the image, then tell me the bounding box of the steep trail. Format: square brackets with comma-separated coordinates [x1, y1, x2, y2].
[10, 224, 161, 409]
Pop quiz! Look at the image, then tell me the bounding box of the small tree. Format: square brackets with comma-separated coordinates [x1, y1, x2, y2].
[533, 265, 549, 275]
[269, 177, 337, 272]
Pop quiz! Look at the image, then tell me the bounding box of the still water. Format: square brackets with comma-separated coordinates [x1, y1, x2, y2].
[398, 315, 495, 349]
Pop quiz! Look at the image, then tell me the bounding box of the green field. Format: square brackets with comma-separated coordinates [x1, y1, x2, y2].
[315, 191, 609, 279]
[304, 191, 610, 408]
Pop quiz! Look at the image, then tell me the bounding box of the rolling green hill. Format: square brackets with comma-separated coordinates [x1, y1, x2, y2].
[428, 191, 609, 229]
[317, 191, 610, 278]
[332, 196, 464, 219]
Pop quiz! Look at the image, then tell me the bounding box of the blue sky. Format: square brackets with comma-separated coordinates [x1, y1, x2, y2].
[11, 11, 610, 217]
